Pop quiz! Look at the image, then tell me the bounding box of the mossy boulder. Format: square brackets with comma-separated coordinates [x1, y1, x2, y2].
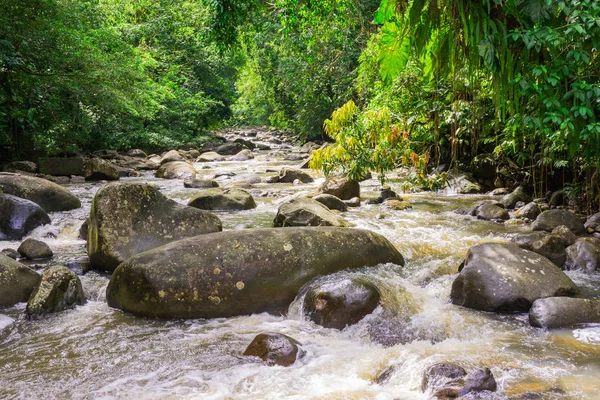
[155, 161, 197, 180]
[0, 194, 51, 240]
[273, 198, 348, 227]
[0, 254, 41, 307]
[188, 188, 256, 211]
[450, 243, 578, 312]
[106, 227, 404, 319]
[532, 210, 585, 235]
[0, 173, 81, 212]
[25, 266, 86, 318]
[88, 182, 222, 272]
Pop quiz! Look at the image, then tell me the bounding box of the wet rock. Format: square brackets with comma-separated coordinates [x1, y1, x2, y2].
[381, 199, 413, 211]
[232, 174, 262, 184]
[584, 212, 600, 234]
[88, 182, 222, 272]
[510, 232, 548, 251]
[183, 177, 219, 188]
[265, 175, 280, 183]
[532, 210, 585, 235]
[93, 149, 119, 159]
[188, 188, 256, 211]
[312, 194, 348, 212]
[452, 175, 483, 194]
[0, 173, 81, 212]
[432, 368, 497, 399]
[489, 188, 509, 196]
[284, 154, 306, 161]
[25, 266, 86, 318]
[230, 149, 254, 161]
[500, 186, 532, 209]
[529, 297, 600, 328]
[273, 198, 348, 227]
[18, 238, 53, 260]
[82, 158, 120, 181]
[1, 248, 19, 259]
[155, 161, 197, 180]
[197, 151, 226, 162]
[7, 161, 37, 173]
[106, 227, 404, 319]
[565, 237, 600, 272]
[552, 225, 577, 246]
[531, 234, 566, 267]
[450, 243, 578, 312]
[316, 176, 360, 200]
[472, 201, 509, 221]
[278, 168, 314, 183]
[377, 186, 400, 203]
[243, 332, 303, 367]
[216, 142, 247, 155]
[421, 363, 467, 392]
[38, 157, 84, 176]
[79, 220, 88, 241]
[515, 202, 541, 220]
[127, 149, 147, 158]
[344, 197, 361, 207]
[233, 138, 256, 149]
[0, 194, 51, 240]
[0, 254, 41, 307]
[159, 150, 185, 165]
[303, 279, 380, 329]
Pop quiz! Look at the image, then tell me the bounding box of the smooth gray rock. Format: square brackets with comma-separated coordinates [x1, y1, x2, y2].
[552, 225, 578, 246]
[565, 237, 600, 272]
[450, 243, 578, 312]
[421, 363, 467, 392]
[316, 176, 360, 200]
[0, 173, 81, 212]
[18, 238, 53, 260]
[515, 202, 541, 220]
[473, 201, 509, 221]
[83, 158, 121, 181]
[197, 152, 226, 162]
[312, 194, 348, 212]
[278, 168, 314, 183]
[0, 194, 51, 240]
[0, 254, 41, 307]
[25, 266, 86, 318]
[155, 161, 197, 179]
[532, 210, 585, 235]
[273, 198, 348, 227]
[243, 333, 304, 367]
[230, 149, 254, 161]
[529, 297, 600, 328]
[188, 188, 256, 211]
[183, 178, 219, 188]
[159, 150, 185, 165]
[500, 187, 532, 209]
[531, 234, 567, 267]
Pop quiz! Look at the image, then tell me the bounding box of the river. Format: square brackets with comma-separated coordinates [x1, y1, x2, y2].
[1, 130, 599, 399]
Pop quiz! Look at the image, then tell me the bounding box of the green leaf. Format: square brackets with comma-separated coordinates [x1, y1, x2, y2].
[374, 0, 397, 24]
[409, 0, 426, 26]
[378, 22, 411, 84]
[478, 37, 499, 72]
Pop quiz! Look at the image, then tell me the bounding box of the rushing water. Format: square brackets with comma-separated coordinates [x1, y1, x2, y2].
[1, 132, 600, 400]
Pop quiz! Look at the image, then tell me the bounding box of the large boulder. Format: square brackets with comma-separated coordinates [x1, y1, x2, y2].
[500, 186, 532, 209]
[565, 237, 600, 272]
[38, 157, 84, 176]
[510, 232, 548, 251]
[303, 278, 380, 329]
[0, 194, 51, 240]
[0, 254, 41, 307]
[155, 161, 197, 180]
[188, 188, 256, 211]
[0, 173, 81, 212]
[106, 227, 404, 319]
[160, 150, 185, 165]
[450, 243, 578, 312]
[315, 176, 360, 200]
[278, 168, 314, 184]
[472, 201, 509, 221]
[82, 158, 121, 181]
[515, 202, 541, 220]
[529, 297, 600, 328]
[273, 198, 348, 227]
[531, 234, 567, 267]
[25, 266, 86, 318]
[243, 333, 304, 367]
[312, 194, 348, 212]
[88, 182, 222, 272]
[532, 210, 585, 235]
[18, 238, 53, 260]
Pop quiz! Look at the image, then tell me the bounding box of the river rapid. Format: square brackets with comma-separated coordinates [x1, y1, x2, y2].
[1, 130, 599, 400]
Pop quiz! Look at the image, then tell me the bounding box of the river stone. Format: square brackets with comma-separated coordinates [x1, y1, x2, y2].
[183, 178, 219, 188]
[312, 194, 348, 212]
[197, 152, 226, 162]
[278, 168, 314, 183]
[552, 225, 577, 246]
[303, 279, 380, 329]
[510, 232, 548, 251]
[127, 149, 147, 157]
[243, 333, 304, 367]
[25, 266, 86, 318]
[450, 243, 578, 312]
[381, 199, 413, 211]
[344, 197, 361, 207]
[0, 254, 41, 307]
[88, 182, 222, 272]
[529, 297, 600, 328]
[515, 202, 541, 220]
[432, 368, 497, 399]
[216, 142, 247, 155]
[18, 238, 53, 260]
[7, 161, 37, 173]
[2, 248, 19, 259]
[473, 201, 509, 221]
[0, 194, 51, 240]
[106, 227, 404, 319]
[421, 363, 467, 392]
[273, 198, 348, 227]
[160, 150, 185, 165]
[233, 138, 256, 150]
[565, 237, 600, 272]
[82, 158, 120, 181]
[300, 141, 320, 153]
[188, 188, 256, 211]
[155, 161, 197, 180]
[0, 173, 81, 212]
[500, 186, 532, 209]
[316, 176, 360, 200]
[531, 234, 567, 267]
[532, 210, 585, 235]
[231, 149, 254, 161]
[584, 212, 600, 233]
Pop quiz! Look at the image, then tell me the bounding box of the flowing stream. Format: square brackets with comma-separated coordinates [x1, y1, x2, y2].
[1, 131, 600, 399]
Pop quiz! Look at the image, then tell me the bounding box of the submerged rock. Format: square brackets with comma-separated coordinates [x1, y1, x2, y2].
[155, 161, 197, 180]
[450, 243, 578, 312]
[25, 266, 86, 319]
[316, 176, 360, 200]
[565, 237, 600, 272]
[88, 182, 222, 272]
[532, 210, 585, 235]
[529, 297, 600, 329]
[188, 188, 256, 211]
[18, 238, 53, 260]
[243, 333, 304, 367]
[0, 173, 81, 212]
[431, 368, 497, 399]
[303, 278, 380, 329]
[421, 363, 467, 392]
[106, 227, 404, 319]
[273, 198, 348, 227]
[0, 194, 51, 240]
[0, 254, 41, 307]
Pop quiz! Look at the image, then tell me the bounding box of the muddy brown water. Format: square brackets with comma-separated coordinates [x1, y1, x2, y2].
[1, 132, 599, 399]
